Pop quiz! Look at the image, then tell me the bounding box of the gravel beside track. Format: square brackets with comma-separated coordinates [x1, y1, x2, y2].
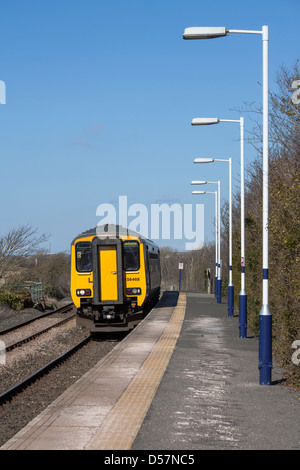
[0, 313, 75, 351]
[0, 305, 124, 447]
[0, 300, 72, 332]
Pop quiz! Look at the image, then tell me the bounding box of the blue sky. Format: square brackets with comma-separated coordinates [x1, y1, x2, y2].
[0, 0, 299, 252]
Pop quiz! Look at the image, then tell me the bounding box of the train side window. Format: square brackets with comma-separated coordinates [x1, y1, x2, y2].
[149, 252, 158, 272]
[76, 242, 92, 272]
[123, 241, 140, 271]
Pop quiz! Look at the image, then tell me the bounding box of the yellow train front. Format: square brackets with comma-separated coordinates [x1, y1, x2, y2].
[70, 225, 161, 332]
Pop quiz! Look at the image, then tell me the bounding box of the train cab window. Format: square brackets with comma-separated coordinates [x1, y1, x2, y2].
[76, 242, 92, 272]
[123, 241, 140, 271]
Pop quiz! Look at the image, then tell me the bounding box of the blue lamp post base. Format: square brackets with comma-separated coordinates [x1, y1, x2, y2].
[228, 284, 234, 317]
[239, 293, 247, 338]
[259, 312, 272, 385]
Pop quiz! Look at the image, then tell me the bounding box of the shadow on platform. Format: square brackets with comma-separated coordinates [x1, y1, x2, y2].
[157, 291, 179, 308]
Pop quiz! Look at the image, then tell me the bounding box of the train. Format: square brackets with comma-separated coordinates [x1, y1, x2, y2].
[70, 224, 161, 332]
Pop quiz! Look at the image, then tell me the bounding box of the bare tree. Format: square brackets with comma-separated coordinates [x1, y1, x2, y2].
[0, 225, 49, 278]
[233, 61, 300, 155]
[230, 62, 300, 385]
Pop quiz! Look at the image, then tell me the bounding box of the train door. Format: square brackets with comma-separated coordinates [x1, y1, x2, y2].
[92, 238, 123, 305]
[99, 245, 118, 301]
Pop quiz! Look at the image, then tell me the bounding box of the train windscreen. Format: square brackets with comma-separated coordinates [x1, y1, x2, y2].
[123, 241, 140, 271]
[76, 241, 92, 272]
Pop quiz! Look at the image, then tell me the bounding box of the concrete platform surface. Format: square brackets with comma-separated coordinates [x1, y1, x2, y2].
[133, 292, 300, 450]
[1, 291, 299, 451]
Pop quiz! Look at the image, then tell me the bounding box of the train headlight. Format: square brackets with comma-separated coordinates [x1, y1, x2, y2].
[126, 288, 141, 295]
[76, 289, 91, 296]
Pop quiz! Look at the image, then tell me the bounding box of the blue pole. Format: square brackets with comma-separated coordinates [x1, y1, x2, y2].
[239, 262, 247, 337]
[217, 265, 222, 303]
[259, 312, 272, 385]
[258, 26, 272, 385]
[215, 271, 217, 297]
[239, 293, 247, 338]
[228, 281, 234, 317]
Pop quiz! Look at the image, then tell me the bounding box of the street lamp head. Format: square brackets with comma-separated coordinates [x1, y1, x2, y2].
[183, 27, 227, 39]
[191, 180, 207, 185]
[192, 191, 206, 195]
[192, 118, 219, 125]
[194, 158, 214, 163]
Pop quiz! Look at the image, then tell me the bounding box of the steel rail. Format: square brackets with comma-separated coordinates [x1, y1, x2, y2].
[0, 334, 92, 404]
[5, 313, 76, 352]
[0, 302, 74, 335]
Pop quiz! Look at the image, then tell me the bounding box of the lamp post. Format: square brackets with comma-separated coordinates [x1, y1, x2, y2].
[194, 157, 233, 317]
[192, 181, 221, 303]
[183, 25, 272, 385]
[192, 190, 218, 298]
[192, 118, 246, 330]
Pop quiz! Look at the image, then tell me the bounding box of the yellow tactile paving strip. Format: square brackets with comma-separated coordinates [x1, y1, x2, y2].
[86, 293, 186, 450]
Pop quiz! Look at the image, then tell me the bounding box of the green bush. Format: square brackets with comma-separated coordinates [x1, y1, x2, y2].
[0, 289, 34, 310]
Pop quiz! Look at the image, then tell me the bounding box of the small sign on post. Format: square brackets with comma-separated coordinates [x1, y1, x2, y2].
[206, 268, 211, 294]
[178, 263, 183, 291]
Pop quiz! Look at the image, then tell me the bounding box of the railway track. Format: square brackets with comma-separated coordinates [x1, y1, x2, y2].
[0, 333, 92, 404]
[0, 302, 75, 353]
[0, 301, 89, 404]
[0, 302, 74, 335]
[0, 300, 122, 443]
[4, 313, 76, 352]
[0, 332, 119, 447]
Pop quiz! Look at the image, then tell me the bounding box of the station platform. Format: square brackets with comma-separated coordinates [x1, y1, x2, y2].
[1, 291, 299, 450]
